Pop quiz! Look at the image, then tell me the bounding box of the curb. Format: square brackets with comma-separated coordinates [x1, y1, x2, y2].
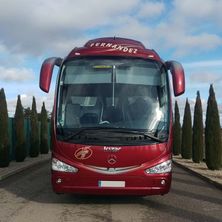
[173, 160, 222, 191]
[0, 155, 51, 181]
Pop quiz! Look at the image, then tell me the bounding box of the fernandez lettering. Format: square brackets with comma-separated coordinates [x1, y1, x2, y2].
[89, 42, 138, 54]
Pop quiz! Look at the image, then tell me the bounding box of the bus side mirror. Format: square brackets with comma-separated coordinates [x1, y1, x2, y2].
[165, 61, 185, 96]
[39, 57, 62, 93]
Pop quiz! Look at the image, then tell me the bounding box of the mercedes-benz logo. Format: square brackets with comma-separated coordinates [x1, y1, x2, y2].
[107, 155, 117, 165]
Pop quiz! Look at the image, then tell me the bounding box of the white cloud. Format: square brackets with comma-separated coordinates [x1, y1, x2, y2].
[0, 43, 7, 53]
[20, 94, 27, 99]
[0, 0, 139, 56]
[148, 0, 222, 56]
[173, 0, 222, 25]
[189, 73, 222, 84]
[138, 1, 165, 18]
[176, 33, 222, 56]
[104, 16, 153, 47]
[184, 59, 222, 68]
[0, 0, 221, 58]
[0, 66, 35, 81]
[153, 23, 222, 57]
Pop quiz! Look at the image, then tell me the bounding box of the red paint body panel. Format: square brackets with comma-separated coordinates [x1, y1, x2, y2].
[166, 61, 185, 96]
[55, 141, 170, 167]
[68, 37, 161, 61]
[52, 171, 171, 196]
[39, 57, 62, 92]
[51, 139, 172, 195]
[39, 37, 185, 196]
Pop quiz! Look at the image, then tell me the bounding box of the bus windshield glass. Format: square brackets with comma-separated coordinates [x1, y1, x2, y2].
[56, 57, 170, 143]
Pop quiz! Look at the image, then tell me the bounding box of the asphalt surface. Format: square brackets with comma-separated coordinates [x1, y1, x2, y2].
[0, 162, 222, 222]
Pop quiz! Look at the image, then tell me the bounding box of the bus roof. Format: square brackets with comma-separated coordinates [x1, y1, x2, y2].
[67, 37, 161, 61]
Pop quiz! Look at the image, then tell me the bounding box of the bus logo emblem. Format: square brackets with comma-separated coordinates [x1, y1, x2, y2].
[104, 146, 121, 152]
[75, 146, 92, 160]
[108, 155, 117, 165]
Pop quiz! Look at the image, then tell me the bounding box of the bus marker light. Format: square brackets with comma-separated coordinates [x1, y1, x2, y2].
[56, 178, 62, 184]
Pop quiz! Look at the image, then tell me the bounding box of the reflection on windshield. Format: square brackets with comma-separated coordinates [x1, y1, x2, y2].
[56, 57, 169, 143]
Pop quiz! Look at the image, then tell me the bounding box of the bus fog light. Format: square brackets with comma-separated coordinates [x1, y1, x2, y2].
[161, 179, 166, 185]
[52, 158, 78, 173]
[145, 160, 172, 174]
[56, 178, 62, 184]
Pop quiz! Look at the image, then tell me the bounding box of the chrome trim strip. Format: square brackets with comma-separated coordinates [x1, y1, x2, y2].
[85, 165, 140, 174]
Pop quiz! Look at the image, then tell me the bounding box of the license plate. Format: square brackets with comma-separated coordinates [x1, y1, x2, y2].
[98, 181, 125, 188]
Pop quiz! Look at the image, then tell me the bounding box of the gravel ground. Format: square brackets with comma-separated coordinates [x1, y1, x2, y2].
[173, 155, 222, 188]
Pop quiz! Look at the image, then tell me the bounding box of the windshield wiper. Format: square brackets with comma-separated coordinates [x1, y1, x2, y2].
[109, 129, 165, 143]
[62, 127, 116, 141]
[142, 132, 165, 143]
[63, 127, 164, 143]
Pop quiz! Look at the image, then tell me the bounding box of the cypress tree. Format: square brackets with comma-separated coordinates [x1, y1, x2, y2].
[29, 97, 39, 157]
[181, 99, 192, 159]
[24, 107, 31, 119]
[192, 91, 204, 163]
[205, 85, 222, 170]
[173, 101, 181, 155]
[40, 102, 49, 154]
[14, 95, 26, 162]
[0, 88, 10, 167]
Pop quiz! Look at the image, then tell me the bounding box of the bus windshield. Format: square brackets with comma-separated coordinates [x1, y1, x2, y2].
[56, 57, 170, 143]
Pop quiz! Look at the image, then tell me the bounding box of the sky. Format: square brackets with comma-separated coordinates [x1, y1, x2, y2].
[0, 0, 222, 124]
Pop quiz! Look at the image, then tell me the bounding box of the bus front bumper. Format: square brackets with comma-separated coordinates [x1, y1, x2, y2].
[51, 171, 172, 196]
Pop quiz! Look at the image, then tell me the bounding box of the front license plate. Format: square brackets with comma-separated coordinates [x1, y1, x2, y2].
[98, 181, 125, 188]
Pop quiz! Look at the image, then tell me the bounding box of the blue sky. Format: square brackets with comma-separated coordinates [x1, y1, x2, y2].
[0, 0, 222, 123]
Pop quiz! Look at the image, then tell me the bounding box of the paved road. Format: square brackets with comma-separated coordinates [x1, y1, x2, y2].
[0, 163, 222, 222]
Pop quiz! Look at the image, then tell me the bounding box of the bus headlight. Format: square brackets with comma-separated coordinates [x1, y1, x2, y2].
[145, 160, 172, 174]
[52, 158, 78, 173]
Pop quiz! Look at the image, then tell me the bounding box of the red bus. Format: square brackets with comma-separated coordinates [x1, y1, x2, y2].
[39, 37, 185, 196]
